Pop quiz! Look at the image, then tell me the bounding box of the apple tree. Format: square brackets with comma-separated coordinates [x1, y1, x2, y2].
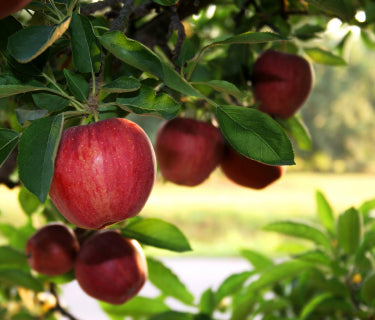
[2, 0, 375, 319]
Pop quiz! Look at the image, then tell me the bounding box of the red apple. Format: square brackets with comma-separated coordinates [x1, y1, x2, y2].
[25, 222, 79, 276]
[220, 146, 284, 189]
[0, 0, 31, 19]
[252, 50, 313, 119]
[74, 230, 147, 305]
[49, 118, 156, 230]
[155, 117, 224, 186]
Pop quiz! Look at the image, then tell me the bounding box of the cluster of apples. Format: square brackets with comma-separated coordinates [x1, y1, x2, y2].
[154, 117, 284, 189]
[155, 49, 313, 189]
[26, 223, 147, 304]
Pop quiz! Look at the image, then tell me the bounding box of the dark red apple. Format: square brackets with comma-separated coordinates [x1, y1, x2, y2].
[25, 222, 79, 276]
[74, 230, 147, 305]
[155, 117, 224, 186]
[252, 50, 313, 119]
[0, 0, 31, 19]
[49, 118, 156, 230]
[220, 146, 284, 189]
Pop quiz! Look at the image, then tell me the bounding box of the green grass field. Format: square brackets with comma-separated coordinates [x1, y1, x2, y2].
[1, 170, 375, 257]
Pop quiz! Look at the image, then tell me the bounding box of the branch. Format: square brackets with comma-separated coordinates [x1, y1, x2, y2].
[110, 0, 134, 31]
[80, 0, 121, 15]
[167, 5, 186, 61]
[131, 0, 158, 20]
[48, 283, 81, 320]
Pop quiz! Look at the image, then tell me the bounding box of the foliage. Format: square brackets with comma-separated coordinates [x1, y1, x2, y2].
[1, 0, 375, 319]
[100, 191, 375, 319]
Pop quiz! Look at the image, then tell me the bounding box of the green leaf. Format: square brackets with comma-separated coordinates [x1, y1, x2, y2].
[32, 92, 70, 112]
[38, 270, 76, 285]
[0, 84, 55, 99]
[296, 250, 331, 266]
[18, 186, 41, 216]
[153, 0, 178, 5]
[230, 292, 256, 320]
[0, 16, 23, 51]
[115, 85, 180, 119]
[18, 114, 64, 203]
[147, 257, 194, 305]
[361, 271, 375, 306]
[263, 221, 331, 250]
[101, 76, 141, 93]
[0, 246, 27, 268]
[315, 190, 335, 234]
[361, 30, 375, 50]
[63, 69, 90, 101]
[175, 39, 196, 67]
[337, 207, 362, 255]
[8, 16, 71, 63]
[16, 107, 48, 125]
[215, 271, 254, 303]
[0, 269, 43, 292]
[192, 80, 241, 97]
[199, 288, 215, 316]
[0, 17, 46, 76]
[210, 31, 286, 46]
[248, 260, 311, 292]
[100, 296, 170, 316]
[217, 105, 295, 166]
[231, 260, 310, 320]
[359, 198, 375, 220]
[0, 223, 36, 250]
[100, 31, 202, 97]
[70, 11, 102, 73]
[294, 24, 326, 40]
[121, 218, 192, 252]
[9, 312, 36, 320]
[300, 293, 333, 320]
[0, 129, 19, 167]
[306, 0, 356, 21]
[150, 311, 195, 320]
[254, 298, 289, 315]
[276, 115, 312, 151]
[240, 249, 274, 270]
[304, 47, 347, 66]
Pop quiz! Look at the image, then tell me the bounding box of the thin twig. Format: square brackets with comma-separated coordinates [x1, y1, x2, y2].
[110, 0, 134, 31]
[234, 0, 252, 27]
[131, 0, 158, 20]
[48, 283, 81, 320]
[167, 5, 186, 61]
[80, 0, 121, 15]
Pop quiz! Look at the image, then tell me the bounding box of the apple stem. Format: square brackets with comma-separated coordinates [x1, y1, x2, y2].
[48, 282, 81, 320]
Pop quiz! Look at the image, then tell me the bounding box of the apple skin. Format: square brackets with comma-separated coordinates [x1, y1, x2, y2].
[74, 230, 147, 305]
[252, 50, 313, 119]
[49, 118, 156, 230]
[220, 146, 284, 189]
[0, 0, 31, 19]
[25, 222, 79, 276]
[155, 117, 225, 186]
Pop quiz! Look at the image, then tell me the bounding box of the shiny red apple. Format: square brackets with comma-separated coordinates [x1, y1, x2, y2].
[25, 222, 79, 276]
[252, 50, 313, 119]
[74, 230, 147, 305]
[155, 117, 225, 186]
[49, 118, 156, 230]
[220, 146, 284, 189]
[0, 0, 31, 19]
